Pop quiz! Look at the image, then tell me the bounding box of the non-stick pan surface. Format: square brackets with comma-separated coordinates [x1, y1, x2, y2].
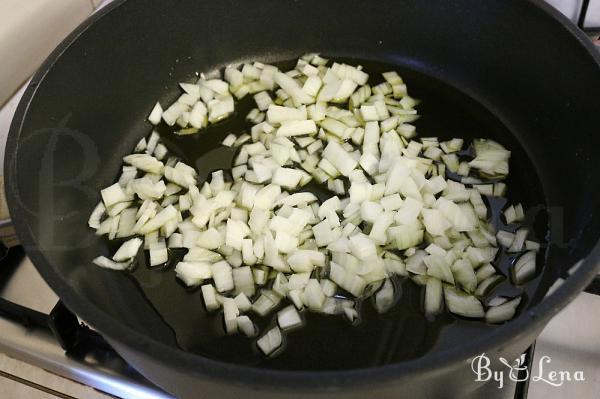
[5, 0, 600, 397]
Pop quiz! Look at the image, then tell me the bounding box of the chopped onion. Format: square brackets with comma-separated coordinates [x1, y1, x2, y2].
[322, 141, 358, 176]
[211, 260, 234, 292]
[148, 102, 163, 125]
[93, 256, 131, 271]
[223, 298, 239, 335]
[90, 56, 539, 356]
[444, 285, 484, 318]
[101, 183, 129, 207]
[450, 259, 477, 293]
[277, 305, 303, 330]
[149, 239, 168, 266]
[113, 238, 143, 262]
[201, 284, 220, 311]
[508, 228, 528, 253]
[174, 261, 211, 286]
[256, 326, 283, 355]
[374, 279, 395, 313]
[287, 273, 311, 291]
[486, 296, 522, 324]
[425, 277, 443, 316]
[475, 275, 503, 297]
[277, 120, 317, 137]
[234, 293, 252, 312]
[252, 293, 279, 316]
[237, 315, 257, 337]
[496, 230, 515, 248]
[232, 266, 255, 297]
[513, 251, 536, 284]
[476, 263, 496, 283]
[138, 205, 177, 235]
[88, 202, 105, 229]
[303, 279, 325, 310]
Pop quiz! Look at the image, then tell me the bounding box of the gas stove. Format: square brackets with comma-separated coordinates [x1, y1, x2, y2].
[0, 1, 599, 398]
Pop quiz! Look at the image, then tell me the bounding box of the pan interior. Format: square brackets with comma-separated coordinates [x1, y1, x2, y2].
[86, 58, 548, 370]
[8, 0, 600, 374]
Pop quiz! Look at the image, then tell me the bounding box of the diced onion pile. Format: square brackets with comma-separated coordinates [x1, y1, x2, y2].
[90, 54, 540, 356]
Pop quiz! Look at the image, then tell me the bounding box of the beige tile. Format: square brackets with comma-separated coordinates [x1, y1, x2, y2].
[0, 353, 113, 399]
[0, 0, 93, 106]
[529, 293, 600, 399]
[0, 375, 57, 399]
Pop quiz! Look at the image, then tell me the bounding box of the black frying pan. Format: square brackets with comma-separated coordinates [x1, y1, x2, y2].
[5, 0, 600, 397]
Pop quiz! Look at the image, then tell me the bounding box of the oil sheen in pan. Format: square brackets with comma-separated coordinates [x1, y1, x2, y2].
[115, 58, 549, 371]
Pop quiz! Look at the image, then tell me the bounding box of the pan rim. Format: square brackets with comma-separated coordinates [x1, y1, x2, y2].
[5, 0, 600, 391]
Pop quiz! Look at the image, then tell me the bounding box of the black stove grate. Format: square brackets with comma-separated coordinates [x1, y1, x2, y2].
[579, 0, 600, 35]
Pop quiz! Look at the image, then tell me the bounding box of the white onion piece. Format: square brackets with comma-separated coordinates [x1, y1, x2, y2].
[475, 275, 503, 297]
[444, 285, 484, 318]
[450, 259, 477, 293]
[148, 102, 163, 125]
[164, 166, 196, 188]
[266, 104, 307, 124]
[513, 251, 536, 284]
[322, 141, 358, 176]
[113, 238, 143, 262]
[343, 307, 359, 323]
[223, 298, 239, 335]
[486, 296, 522, 324]
[272, 167, 304, 189]
[167, 233, 183, 248]
[93, 256, 131, 271]
[116, 208, 137, 238]
[88, 202, 105, 229]
[225, 219, 250, 250]
[374, 279, 395, 313]
[256, 326, 283, 356]
[90, 56, 539, 355]
[201, 284, 220, 311]
[196, 228, 224, 250]
[320, 279, 336, 297]
[303, 279, 325, 310]
[143, 230, 158, 250]
[424, 277, 443, 316]
[277, 120, 317, 137]
[488, 296, 509, 307]
[476, 264, 496, 283]
[101, 183, 129, 207]
[274, 72, 313, 105]
[234, 293, 252, 312]
[211, 261, 234, 292]
[224, 67, 243, 90]
[496, 230, 515, 248]
[134, 138, 147, 153]
[278, 192, 317, 208]
[288, 273, 311, 291]
[237, 315, 257, 337]
[149, 239, 168, 266]
[252, 294, 278, 316]
[508, 228, 528, 253]
[138, 205, 177, 235]
[277, 305, 303, 330]
[175, 261, 212, 286]
[123, 154, 164, 175]
[232, 266, 255, 297]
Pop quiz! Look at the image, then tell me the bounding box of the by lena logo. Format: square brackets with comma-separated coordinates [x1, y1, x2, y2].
[471, 353, 585, 389]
